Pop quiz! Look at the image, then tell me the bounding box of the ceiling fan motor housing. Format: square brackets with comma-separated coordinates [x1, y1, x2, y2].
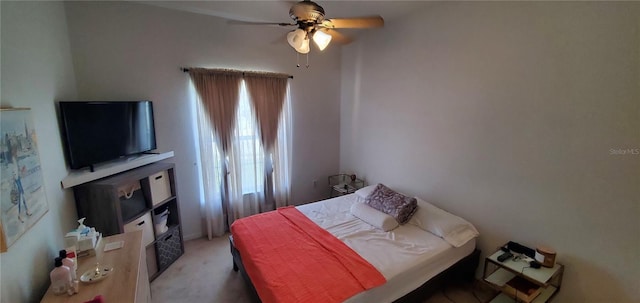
[290, 0, 325, 24]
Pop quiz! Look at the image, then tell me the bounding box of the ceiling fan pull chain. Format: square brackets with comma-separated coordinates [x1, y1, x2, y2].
[296, 52, 300, 68]
[306, 53, 310, 68]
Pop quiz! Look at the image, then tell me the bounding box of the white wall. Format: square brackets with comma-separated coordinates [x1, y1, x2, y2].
[340, 2, 639, 302]
[63, 1, 342, 240]
[0, 2, 79, 302]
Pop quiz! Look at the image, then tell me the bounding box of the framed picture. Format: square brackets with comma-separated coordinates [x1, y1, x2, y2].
[0, 108, 49, 252]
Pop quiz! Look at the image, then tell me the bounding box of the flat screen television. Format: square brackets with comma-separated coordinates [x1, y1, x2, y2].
[59, 101, 157, 170]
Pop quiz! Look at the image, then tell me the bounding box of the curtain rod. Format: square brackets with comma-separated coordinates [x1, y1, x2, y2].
[181, 68, 293, 79]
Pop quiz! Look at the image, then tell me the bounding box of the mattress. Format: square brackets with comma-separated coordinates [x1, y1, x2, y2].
[297, 194, 476, 303]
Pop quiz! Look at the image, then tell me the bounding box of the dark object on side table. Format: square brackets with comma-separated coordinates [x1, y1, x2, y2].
[507, 241, 536, 258]
[497, 251, 513, 262]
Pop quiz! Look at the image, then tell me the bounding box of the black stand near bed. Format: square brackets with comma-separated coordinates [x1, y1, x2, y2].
[229, 236, 480, 303]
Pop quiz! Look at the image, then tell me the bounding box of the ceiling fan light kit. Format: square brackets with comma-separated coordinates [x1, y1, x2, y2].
[229, 0, 384, 65]
[312, 29, 332, 51]
[287, 28, 331, 53]
[287, 29, 310, 54]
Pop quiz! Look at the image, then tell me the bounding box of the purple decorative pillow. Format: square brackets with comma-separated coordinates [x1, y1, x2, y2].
[365, 184, 417, 224]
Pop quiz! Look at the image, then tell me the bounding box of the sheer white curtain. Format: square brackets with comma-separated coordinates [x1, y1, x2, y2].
[194, 99, 225, 239]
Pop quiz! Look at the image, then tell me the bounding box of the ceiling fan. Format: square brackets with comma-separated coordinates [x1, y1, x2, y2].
[229, 0, 384, 54]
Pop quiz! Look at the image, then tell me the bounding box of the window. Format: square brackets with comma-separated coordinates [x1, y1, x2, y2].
[233, 81, 265, 195]
[190, 69, 291, 238]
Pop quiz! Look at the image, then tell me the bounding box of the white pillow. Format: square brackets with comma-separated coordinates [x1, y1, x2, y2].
[408, 198, 479, 247]
[354, 184, 379, 200]
[350, 202, 399, 232]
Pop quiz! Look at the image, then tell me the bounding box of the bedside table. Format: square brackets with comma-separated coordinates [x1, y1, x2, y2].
[328, 174, 364, 197]
[483, 248, 564, 302]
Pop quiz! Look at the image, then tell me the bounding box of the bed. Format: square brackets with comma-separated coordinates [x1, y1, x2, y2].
[230, 192, 480, 303]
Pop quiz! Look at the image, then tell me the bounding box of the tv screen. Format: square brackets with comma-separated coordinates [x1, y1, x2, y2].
[59, 101, 157, 170]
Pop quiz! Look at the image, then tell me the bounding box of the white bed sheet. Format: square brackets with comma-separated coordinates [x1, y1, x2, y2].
[296, 194, 476, 303]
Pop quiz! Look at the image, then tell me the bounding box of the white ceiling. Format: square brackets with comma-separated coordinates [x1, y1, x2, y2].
[140, 1, 430, 24]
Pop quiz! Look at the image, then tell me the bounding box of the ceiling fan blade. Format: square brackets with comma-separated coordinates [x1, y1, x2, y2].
[227, 20, 296, 27]
[319, 28, 353, 45]
[322, 16, 384, 29]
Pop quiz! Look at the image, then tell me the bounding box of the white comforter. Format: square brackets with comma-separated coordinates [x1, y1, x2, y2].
[297, 194, 476, 303]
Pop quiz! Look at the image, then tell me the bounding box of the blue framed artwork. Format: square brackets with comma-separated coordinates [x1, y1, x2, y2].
[0, 108, 49, 252]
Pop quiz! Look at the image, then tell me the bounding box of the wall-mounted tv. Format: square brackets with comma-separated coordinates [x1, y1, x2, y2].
[59, 101, 157, 170]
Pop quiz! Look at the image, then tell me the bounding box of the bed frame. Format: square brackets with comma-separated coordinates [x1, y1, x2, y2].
[229, 236, 480, 303]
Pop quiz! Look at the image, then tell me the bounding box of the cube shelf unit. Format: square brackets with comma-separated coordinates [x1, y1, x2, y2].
[73, 162, 184, 281]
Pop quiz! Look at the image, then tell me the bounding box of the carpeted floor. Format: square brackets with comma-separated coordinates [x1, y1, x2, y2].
[150, 235, 496, 303]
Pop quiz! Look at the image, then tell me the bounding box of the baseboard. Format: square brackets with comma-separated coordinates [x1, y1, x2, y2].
[183, 232, 204, 241]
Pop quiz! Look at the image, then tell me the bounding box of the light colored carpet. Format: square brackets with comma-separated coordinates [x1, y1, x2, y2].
[150, 235, 496, 303]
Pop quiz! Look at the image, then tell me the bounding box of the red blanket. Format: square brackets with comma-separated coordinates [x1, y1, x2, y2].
[231, 206, 386, 303]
